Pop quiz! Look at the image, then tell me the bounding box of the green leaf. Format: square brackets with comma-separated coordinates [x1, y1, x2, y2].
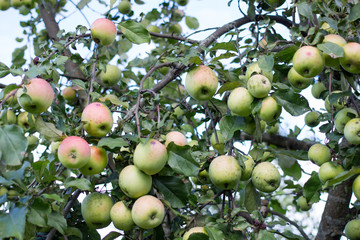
[118, 20, 151, 44]
[35, 116, 64, 141]
[47, 211, 67, 234]
[0, 206, 28, 240]
[71, 79, 86, 90]
[64, 177, 93, 191]
[257, 230, 276, 239]
[244, 182, 260, 213]
[27, 208, 47, 227]
[54, 56, 69, 66]
[303, 171, 322, 202]
[77, 0, 90, 9]
[219, 115, 246, 141]
[272, 89, 310, 116]
[99, 95, 129, 109]
[349, 3, 360, 21]
[98, 137, 129, 151]
[0, 125, 27, 166]
[66, 227, 83, 239]
[325, 167, 360, 187]
[188, 233, 209, 240]
[317, 42, 344, 58]
[153, 176, 189, 208]
[217, 82, 243, 95]
[2, 161, 30, 185]
[247, 0, 255, 20]
[297, 2, 313, 21]
[274, 45, 298, 63]
[103, 231, 121, 240]
[24, 66, 47, 79]
[42, 193, 65, 203]
[204, 226, 226, 240]
[0, 62, 10, 78]
[167, 143, 199, 177]
[258, 55, 274, 72]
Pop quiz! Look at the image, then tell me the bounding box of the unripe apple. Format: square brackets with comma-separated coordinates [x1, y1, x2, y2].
[50, 141, 60, 154]
[81, 192, 113, 229]
[17, 111, 35, 131]
[118, 0, 131, 15]
[311, 82, 327, 99]
[23, 0, 35, 8]
[297, 196, 311, 211]
[344, 118, 360, 145]
[101, 65, 121, 86]
[245, 62, 273, 82]
[197, 169, 211, 184]
[185, 65, 218, 101]
[252, 162, 280, 193]
[119, 165, 152, 199]
[173, 9, 184, 22]
[79, 146, 108, 175]
[324, 91, 347, 113]
[176, 0, 188, 6]
[133, 139, 168, 175]
[11, 0, 23, 8]
[287, 67, 313, 90]
[91, 18, 117, 46]
[318, 162, 344, 183]
[27, 134, 39, 150]
[247, 74, 271, 98]
[340, 42, 360, 74]
[335, 108, 358, 133]
[240, 156, 255, 181]
[0, 0, 10, 10]
[165, 131, 187, 147]
[210, 131, 225, 154]
[183, 226, 208, 240]
[17, 78, 55, 114]
[308, 143, 331, 166]
[305, 111, 320, 127]
[147, 25, 161, 33]
[131, 195, 165, 229]
[227, 87, 254, 117]
[293, 46, 325, 78]
[110, 201, 134, 231]
[58, 136, 91, 169]
[208, 155, 242, 190]
[258, 96, 282, 122]
[352, 175, 360, 201]
[62, 87, 77, 102]
[0, 186, 8, 196]
[323, 34, 347, 69]
[169, 23, 182, 35]
[1, 109, 16, 124]
[345, 219, 360, 240]
[81, 102, 113, 138]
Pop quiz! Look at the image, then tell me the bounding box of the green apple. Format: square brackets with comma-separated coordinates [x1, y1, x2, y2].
[131, 195, 165, 229]
[17, 78, 55, 114]
[173, 9, 184, 22]
[0, 0, 10, 10]
[252, 162, 280, 193]
[110, 201, 134, 231]
[17, 111, 35, 131]
[266, 122, 279, 135]
[344, 118, 360, 145]
[183, 226, 208, 240]
[165, 131, 187, 147]
[352, 175, 360, 200]
[197, 169, 211, 184]
[119, 165, 152, 199]
[58, 136, 91, 169]
[340, 42, 360, 74]
[210, 131, 225, 154]
[79, 146, 108, 175]
[311, 82, 327, 99]
[81, 102, 113, 137]
[258, 96, 282, 122]
[147, 25, 161, 33]
[323, 34, 347, 69]
[81, 192, 113, 229]
[62, 87, 77, 102]
[208, 155, 242, 190]
[297, 196, 311, 211]
[169, 23, 182, 35]
[240, 156, 255, 181]
[345, 219, 360, 240]
[247, 74, 271, 98]
[23, 0, 35, 8]
[27, 134, 39, 150]
[335, 108, 358, 133]
[305, 111, 320, 127]
[185, 65, 218, 101]
[287, 67, 313, 90]
[176, 0, 188, 6]
[245, 62, 273, 82]
[308, 143, 331, 166]
[293, 46, 325, 78]
[227, 87, 254, 117]
[133, 139, 168, 175]
[11, 0, 23, 8]
[101, 65, 121, 86]
[0, 186, 7, 196]
[50, 141, 60, 154]
[7, 189, 18, 200]
[325, 91, 347, 113]
[318, 162, 344, 183]
[118, 0, 131, 15]
[0, 109, 16, 124]
[91, 18, 117, 46]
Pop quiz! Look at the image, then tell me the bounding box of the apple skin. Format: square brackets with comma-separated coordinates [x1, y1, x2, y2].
[297, 196, 311, 211]
[287, 67, 313, 90]
[345, 219, 360, 240]
[110, 201, 134, 231]
[252, 162, 280, 193]
[133, 139, 168, 175]
[311, 82, 327, 99]
[210, 131, 225, 154]
[197, 169, 211, 184]
[91, 18, 117, 46]
[185, 65, 218, 101]
[165, 131, 187, 147]
[308, 143, 331, 166]
[176, 0, 188, 6]
[147, 25, 161, 33]
[119, 165, 152, 199]
[118, 0, 131, 15]
[247, 74, 271, 98]
[208, 155, 242, 190]
[17, 78, 55, 114]
[81, 192, 113, 229]
[101, 65, 121, 86]
[240, 156, 255, 181]
[1, 109, 17, 124]
[0, 0, 10, 10]
[169, 23, 182, 35]
[131, 195, 165, 229]
[340, 42, 360, 74]
[17, 111, 35, 131]
[292, 46, 325, 78]
[305, 111, 320, 127]
[79, 146, 108, 175]
[227, 87, 254, 117]
[183, 226, 208, 240]
[318, 162, 344, 183]
[62, 87, 77, 102]
[57, 136, 91, 169]
[323, 34, 347, 69]
[27, 134, 39, 150]
[0, 186, 8, 196]
[81, 102, 113, 138]
[173, 9, 184, 22]
[344, 118, 360, 145]
[50, 141, 60, 154]
[324, 91, 347, 113]
[352, 175, 360, 201]
[11, 0, 22, 8]
[258, 96, 282, 122]
[245, 62, 273, 82]
[335, 108, 358, 133]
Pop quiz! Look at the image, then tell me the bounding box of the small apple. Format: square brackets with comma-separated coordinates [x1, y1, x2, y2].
[81, 102, 113, 137]
[50, 141, 60, 154]
[266, 122, 279, 135]
[183, 226, 208, 240]
[292, 46, 325, 78]
[197, 169, 211, 184]
[227, 87, 254, 117]
[173, 9, 184, 22]
[322, 34, 347, 69]
[258, 96, 282, 122]
[27, 134, 39, 150]
[340, 42, 360, 74]
[119, 165, 152, 199]
[81, 192, 113, 229]
[304, 111, 320, 127]
[17, 111, 35, 131]
[335, 108, 358, 133]
[245, 62, 273, 82]
[0, 0, 10, 10]
[169, 23, 182, 35]
[308, 143, 331, 166]
[352, 175, 360, 200]
[133, 139, 168, 175]
[17, 78, 55, 114]
[0, 109, 16, 124]
[345, 219, 360, 240]
[101, 65, 121, 86]
[208, 155, 242, 190]
[57, 136, 91, 169]
[118, 0, 131, 15]
[297, 196, 311, 211]
[62, 87, 77, 102]
[247, 74, 271, 98]
[176, 0, 188, 6]
[91, 18, 117, 46]
[147, 25, 161, 33]
[287, 67, 313, 90]
[311, 82, 327, 99]
[79, 146, 108, 175]
[318, 162, 344, 183]
[185, 65, 218, 101]
[131, 195, 165, 229]
[210, 131, 225, 154]
[344, 118, 360, 145]
[11, 0, 23, 8]
[240, 156, 255, 181]
[110, 201, 134, 231]
[252, 162, 280, 193]
[23, 0, 35, 8]
[165, 131, 187, 147]
[324, 91, 347, 113]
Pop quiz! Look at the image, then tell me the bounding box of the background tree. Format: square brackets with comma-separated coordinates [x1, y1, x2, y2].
[0, 0, 360, 239]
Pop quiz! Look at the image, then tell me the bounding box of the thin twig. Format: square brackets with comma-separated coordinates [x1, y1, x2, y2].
[87, 50, 98, 106]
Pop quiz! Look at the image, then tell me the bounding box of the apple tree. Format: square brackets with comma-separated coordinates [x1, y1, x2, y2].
[1, 0, 360, 239]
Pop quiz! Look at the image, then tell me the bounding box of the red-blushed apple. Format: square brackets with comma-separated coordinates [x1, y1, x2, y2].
[110, 201, 134, 231]
[318, 162, 344, 183]
[247, 74, 271, 98]
[81, 102, 113, 137]
[185, 65, 218, 101]
[292, 46, 325, 78]
[131, 195, 165, 229]
[352, 175, 360, 201]
[133, 139, 168, 175]
[308, 143, 331, 166]
[252, 162, 280, 193]
[344, 118, 360, 145]
[17, 78, 55, 114]
[173, 9, 184, 22]
[17, 111, 35, 131]
[322, 34, 347, 69]
[101, 65, 122, 86]
[240, 155, 255, 181]
[227, 87, 254, 117]
[118, 0, 131, 15]
[305, 111, 320, 127]
[208, 155, 242, 190]
[335, 108, 358, 133]
[79, 146, 108, 175]
[340, 42, 360, 73]
[62, 86, 77, 102]
[345, 219, 360, 240]
[258, 96, 282, 122]
[165, 131, 187, 147]
[118, 165, 152, 199]
[81, 192, 113, 229]
[287, 67, 313, 90]
[311, 82, 327, 99]
[91, 18, 117, 46]
[183, 226, 208, 240]
[245, 62, 273, 82]
[57, 136, 91, 169]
